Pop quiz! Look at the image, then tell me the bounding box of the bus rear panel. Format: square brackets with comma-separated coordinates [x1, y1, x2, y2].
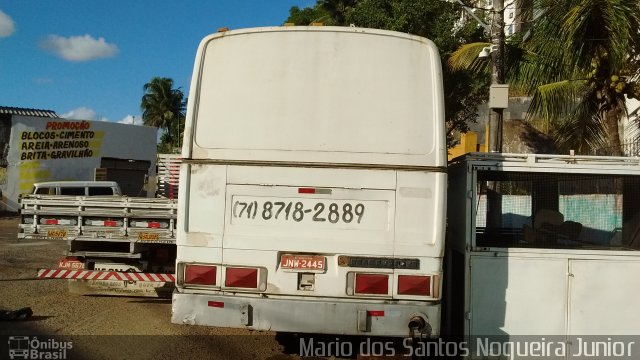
[172, 26, 446, 336]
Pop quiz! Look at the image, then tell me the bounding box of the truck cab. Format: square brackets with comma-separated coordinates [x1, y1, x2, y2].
[31, 181, 122, 196]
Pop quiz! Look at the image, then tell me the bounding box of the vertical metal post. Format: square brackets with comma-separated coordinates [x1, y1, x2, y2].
[487, 0, 506, 231]
[489, 0, 506, 153]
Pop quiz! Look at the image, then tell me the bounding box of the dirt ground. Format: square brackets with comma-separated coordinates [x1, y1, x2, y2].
[0, 216, 416, 360]
[0, 215, 306, 360]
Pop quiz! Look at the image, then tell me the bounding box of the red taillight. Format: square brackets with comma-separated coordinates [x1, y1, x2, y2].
[148, 222, 161, 228]
[355, 273, 389, 295]
[225, 267, 258, 288]
[45, 219, 58, 225]
[184, 264, 217, 286]
[397, 275, 431, 296]
[104, 220, 118, 227]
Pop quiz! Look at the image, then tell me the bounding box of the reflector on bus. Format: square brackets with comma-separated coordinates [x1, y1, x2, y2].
[225, 267, 258, 288]
[397, 275, 431, 296]
[354, 273, 389, 295]
[183, 264, 218, 287]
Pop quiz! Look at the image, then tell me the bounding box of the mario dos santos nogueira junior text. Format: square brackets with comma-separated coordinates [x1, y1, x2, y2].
[299, 337, 637, 358]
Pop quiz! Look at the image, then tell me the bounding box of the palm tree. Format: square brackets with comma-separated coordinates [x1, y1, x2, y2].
[140, 77, 185, 151]
[449, 0, 640, 156]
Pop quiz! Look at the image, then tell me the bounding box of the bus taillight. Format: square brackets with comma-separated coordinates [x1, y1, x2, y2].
[184, 264, 217, 286]
[225, 267, 258, 288]
[397, 275, 431, 296]
[355, 273, 389, 295]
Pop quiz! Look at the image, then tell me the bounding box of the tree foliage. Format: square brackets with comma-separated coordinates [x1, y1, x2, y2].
[285, 0, 489, 147]
[286, 6, 332, 26]
[140, 77, 186, 153]
[450, 0, 640, 155]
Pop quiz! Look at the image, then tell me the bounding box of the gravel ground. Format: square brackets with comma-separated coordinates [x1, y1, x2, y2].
[0, 216, 412, 360]
[0, 216, 307, 360]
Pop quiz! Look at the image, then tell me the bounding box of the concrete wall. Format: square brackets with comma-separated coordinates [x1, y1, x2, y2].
[1, 116, 157, 211]
[458, 97, 557, 155]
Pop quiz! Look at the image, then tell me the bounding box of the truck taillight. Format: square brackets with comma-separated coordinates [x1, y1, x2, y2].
[184, 264, 217, 286]
[131, 221, 168, 229]
[397, 275, 431, 296]
[40, 218, 76, 225]
[225, 267, 258, 289]
[85, 219, 122, 227]
[355, 273, 389, 295]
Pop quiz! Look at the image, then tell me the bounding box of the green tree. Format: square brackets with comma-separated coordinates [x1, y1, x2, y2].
[140, 77, 186, 152]
[286, 0, 490, 147]
[450, 0, 640, 155]
[319, 0, 358, 25]
[286, 5, 331, 25]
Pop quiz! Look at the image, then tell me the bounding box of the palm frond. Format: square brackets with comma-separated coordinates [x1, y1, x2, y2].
[527, 79, 587, 121]
[447, 42, 491, 74]
[553, 89, 608, 154]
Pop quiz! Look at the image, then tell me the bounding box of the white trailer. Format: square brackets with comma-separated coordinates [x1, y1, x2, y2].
[445, 153, 640, 358]
[172, 26, 447, 337]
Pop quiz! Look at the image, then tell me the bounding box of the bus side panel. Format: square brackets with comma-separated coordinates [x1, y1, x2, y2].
[394, 171, 446, 258]
[180, 164, 226, 249]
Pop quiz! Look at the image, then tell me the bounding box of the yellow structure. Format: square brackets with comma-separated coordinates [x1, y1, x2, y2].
[448, 127, 488, 161]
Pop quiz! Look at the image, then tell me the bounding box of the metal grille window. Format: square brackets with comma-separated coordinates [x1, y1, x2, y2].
[475, 171, 640, 251]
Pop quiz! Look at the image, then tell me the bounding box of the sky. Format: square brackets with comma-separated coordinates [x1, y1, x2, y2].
[0, 0, 315, 124]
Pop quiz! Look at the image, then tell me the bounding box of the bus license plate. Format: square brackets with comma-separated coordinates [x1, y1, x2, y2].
[47, 229, 67, 239]
[280, 255, 326, 272]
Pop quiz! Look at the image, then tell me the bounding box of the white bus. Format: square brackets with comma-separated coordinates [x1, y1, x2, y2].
[172, 26, 447, 337]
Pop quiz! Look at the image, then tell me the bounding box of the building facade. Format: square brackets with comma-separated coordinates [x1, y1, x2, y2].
[0, 107, 157, 211]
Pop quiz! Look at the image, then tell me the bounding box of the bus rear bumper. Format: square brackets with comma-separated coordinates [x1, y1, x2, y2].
[172, 292, 439, 337]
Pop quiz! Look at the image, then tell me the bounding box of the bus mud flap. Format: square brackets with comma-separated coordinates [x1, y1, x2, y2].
[240, 304, 253, 326]
[357, 310, 371, 332]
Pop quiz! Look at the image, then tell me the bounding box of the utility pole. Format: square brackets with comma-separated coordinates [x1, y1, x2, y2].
[489, 0, 506, 153]
[487, 0, 507, 231]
